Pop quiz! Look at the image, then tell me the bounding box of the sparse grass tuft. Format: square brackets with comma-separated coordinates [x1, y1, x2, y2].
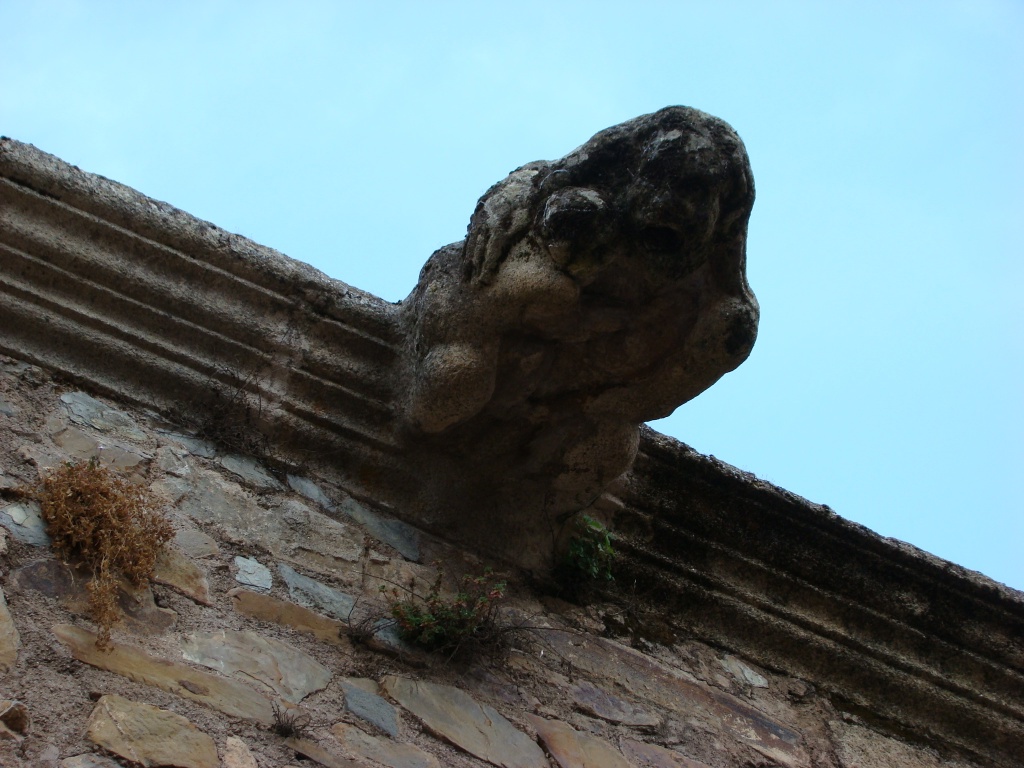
[36, 459, 173, 648]
[271, 700, 311, 739]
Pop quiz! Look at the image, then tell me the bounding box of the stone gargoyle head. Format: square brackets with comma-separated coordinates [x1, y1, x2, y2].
[398, 106, 758, 568]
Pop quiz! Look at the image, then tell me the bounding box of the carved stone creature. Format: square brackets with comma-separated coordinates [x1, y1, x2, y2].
[399, 107, 758, 569]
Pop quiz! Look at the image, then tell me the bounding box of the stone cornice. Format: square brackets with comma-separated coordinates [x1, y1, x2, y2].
[2, 137, 1021, 766]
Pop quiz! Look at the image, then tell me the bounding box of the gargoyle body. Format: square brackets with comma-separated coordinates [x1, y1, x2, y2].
[399, 107, 758, 569]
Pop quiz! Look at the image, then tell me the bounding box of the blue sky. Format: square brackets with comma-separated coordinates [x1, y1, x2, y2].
[2, 1, 1021, 589]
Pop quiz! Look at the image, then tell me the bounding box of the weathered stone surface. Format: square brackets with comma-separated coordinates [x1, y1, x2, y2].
[381, 676, 546, 768]
[228, 588, 349, 646]
[60, 392, 147, 442]
[181, 629, 332, 703]
[180, 470, 360, 575]
[0, 588, 19, 672]
[172, 526, 219, 558]
[341, 677, 399, 737]
[398, 107, 758, 568]
[53, 624, 275, 725]
[152, 546, 211, 605]
[222, 735, 259, 768]
[159, 431, 217, 459]
[0, 395, 17, 417]
[620, 738, 713, 768]
[528, 715, 631, 768]
[234, 555, 273, 591]
[0, 500, 51, 547]
[278, 563, 355, 621]
[331, 722, 440, 768]
[86, 694, 218, 768]
[220, 454, 284, 490]
[570, 679, 660, 727]
[721, 655, 768, 688]
[155, 445, 192, 477]
[543, 630, 810, 768]
[53, 425, 146, 469]
[13, 559, 177, 634]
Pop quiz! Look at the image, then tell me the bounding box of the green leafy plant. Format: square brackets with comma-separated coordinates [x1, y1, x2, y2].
[385, 568, 507, 656]
[565, 514, 615, 582]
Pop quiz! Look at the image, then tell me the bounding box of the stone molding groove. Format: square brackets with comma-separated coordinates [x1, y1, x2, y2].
[2, 137, 1022, 766]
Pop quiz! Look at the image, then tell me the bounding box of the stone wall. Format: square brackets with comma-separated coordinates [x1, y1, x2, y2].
[2, 135, 1022, 767]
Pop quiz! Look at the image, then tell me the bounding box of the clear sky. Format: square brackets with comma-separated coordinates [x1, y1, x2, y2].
[2, 1, 1021, 590]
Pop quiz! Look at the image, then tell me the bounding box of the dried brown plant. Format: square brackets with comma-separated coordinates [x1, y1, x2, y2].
[36, 459, 173, 648]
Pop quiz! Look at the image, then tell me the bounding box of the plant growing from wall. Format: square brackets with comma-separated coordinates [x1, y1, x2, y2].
[565, 514, 615, 582]
[385, 568, 508, 657]
[35, 459, 173, 647]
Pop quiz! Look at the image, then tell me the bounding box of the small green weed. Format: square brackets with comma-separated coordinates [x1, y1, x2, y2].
[385, 568, 507, 657]
[565, 514, 615, 582]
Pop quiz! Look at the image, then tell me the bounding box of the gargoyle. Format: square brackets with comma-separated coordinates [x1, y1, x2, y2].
[399, 106, 758, 569]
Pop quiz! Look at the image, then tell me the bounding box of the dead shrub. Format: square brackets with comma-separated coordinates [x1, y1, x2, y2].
[35, 459, 173, 647]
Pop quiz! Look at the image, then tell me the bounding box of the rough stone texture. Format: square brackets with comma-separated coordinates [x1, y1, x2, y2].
[54, 624, 275, 725]
[181, 629, 332, 703]
[528, 715, 632, 768]
[399, 106, 758, 568]
[0, 588, 19, 672]
[61, 755, 124, 768]
[285, 737, 363, 768]
[182, 471, 361, 575]
[331, 722, 441, 768]
[86, 694, 218, 768]
[381, 676, 547, 768]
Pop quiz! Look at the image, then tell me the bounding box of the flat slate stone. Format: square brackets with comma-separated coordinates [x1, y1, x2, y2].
[53, 426, 146, 469]
[86, 694, 218, 768]
[53, 624, 275, 725]
[0, 501, 51, 547]
[0, 588, 19, 672]
[235, 556, 273, 591]
[60, 392, 147, 442]
[286, 737, 362, 768]
[341, 677, 399, 737]
[721, 655, 768, 687]
[152, 546, 211, 605]
[381, 676, 546, 768]
[229, 588, 348, 647]
[181, 629, 332, 704]
[173, 527, 219, 558]
[528, 715, 631, 768]
[570, 679, 660, 727]
[332, 722, 440, 768]
[278, 563, 355, 621]
[336, 496, 421, 563]
[220, 454, 284, 490]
